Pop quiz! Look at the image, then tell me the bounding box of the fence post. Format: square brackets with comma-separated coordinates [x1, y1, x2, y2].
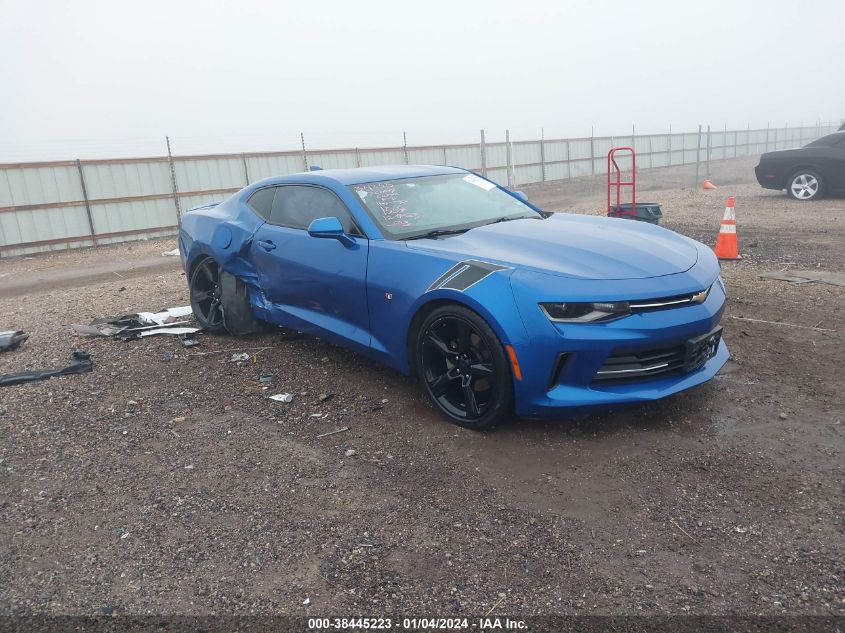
[403, 132, 409, 165]
[668, 124, 672, 167]
[765, 123, 770, 152]
[442, 145, 448, 166]
[694, 124, 702, 187]
[300, 132, 309, 171]
[165, 136, 182, 223]
[747, 123, 750, 156]
[589, 126, 595, 175]
[723, 124, 727, 161]
[505, 129, 513, 188]
[241, 153, 250, 185]
[733, 127, 738, 158]
[774, 125, 778, 151]
[540, 128, 546, 182]
[75, 159, 97, 245]
[681, 130, 686, 166]
[480, 129, 487, 177]
[355, 147, 361, 168]
[647, 134, 653, 168]
[565, 138, 571, 179]
[706, 124, 711, 178]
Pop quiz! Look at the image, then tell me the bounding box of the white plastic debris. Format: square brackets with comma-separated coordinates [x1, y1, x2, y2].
[269, 393, 294, 403]
[136, 306, 193, 326]
[139, 327, 201, 337]
[230, 352, 251, 362]
[162, 248, 180, 257]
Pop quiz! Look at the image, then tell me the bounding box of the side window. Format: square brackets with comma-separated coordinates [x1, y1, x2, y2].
[247, 187, 276, 220]
[269, 186, 359, 233]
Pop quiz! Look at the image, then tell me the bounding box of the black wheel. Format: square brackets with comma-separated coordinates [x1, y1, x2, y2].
[787, 169, 823, 201]
[189, 258, 225, 331]
[414, 305, 513, 430]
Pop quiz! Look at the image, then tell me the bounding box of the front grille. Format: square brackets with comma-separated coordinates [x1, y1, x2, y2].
[628, 288, 709, 313]
[593, 344, 686, 384]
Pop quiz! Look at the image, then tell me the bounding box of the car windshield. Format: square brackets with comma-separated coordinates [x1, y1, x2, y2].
[348, 173, 539, 239]
[805, 133, 844, 147]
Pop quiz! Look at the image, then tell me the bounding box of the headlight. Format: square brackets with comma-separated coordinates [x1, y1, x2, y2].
[539, 301, 630, 323]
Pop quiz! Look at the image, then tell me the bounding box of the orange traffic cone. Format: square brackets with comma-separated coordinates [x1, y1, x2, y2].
[714, 196, 741, 260]
[702, 180, 718, 190]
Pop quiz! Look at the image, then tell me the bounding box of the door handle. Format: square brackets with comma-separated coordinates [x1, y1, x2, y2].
[257, 240, 276, 251]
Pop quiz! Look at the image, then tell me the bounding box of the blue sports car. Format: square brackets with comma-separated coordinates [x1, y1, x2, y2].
[179, 165, 728, 429]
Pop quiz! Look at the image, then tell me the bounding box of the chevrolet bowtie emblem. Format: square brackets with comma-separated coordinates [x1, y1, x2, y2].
[691, 288, 709, 303]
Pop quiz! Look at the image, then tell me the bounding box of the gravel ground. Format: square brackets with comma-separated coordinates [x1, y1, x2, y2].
[1, 156, 843, 622]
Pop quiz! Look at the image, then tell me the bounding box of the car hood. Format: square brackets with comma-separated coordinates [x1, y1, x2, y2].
[405, 214, 699, 280]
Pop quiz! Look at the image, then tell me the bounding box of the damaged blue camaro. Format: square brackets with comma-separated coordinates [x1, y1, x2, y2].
[179, 165, 728, 429]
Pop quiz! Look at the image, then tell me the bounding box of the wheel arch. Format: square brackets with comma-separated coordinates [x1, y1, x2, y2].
[186, 252, 212, 282]
[404, 293, 517, 378]
[784, 165, 824, 191]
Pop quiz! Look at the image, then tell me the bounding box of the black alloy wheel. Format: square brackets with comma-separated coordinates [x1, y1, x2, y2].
[189, 258, 226, 331]
[415, 305, 512, 429]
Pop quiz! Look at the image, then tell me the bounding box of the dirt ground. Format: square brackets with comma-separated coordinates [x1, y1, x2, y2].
[1, 156, 843, 622]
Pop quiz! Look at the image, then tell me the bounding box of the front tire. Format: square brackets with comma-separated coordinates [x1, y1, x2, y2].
[414, 305, 513, 430]
[787, 170, 823, 201]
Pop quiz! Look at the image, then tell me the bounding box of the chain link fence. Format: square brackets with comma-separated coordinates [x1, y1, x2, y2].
[0, 122, 840, 257]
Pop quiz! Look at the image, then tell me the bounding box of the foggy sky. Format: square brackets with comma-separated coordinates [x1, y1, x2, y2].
[1, 0, 843, 161]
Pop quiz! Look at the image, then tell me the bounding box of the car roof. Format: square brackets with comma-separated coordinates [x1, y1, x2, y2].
[807, 131, 845, 147]
[252, 164, 468, 188]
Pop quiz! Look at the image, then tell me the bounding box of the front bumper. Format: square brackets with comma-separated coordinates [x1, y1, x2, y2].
[509, 277, 729, 417]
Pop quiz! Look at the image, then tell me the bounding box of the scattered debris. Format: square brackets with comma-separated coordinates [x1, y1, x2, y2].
[302, 598, 311, 606]
[759, 270, 845, 288]
[344, 449, 357, 457]
[669, 518, 699, 544]
[317, 393, 334, 403]
[230, 353, 251, 362]
[259, 374, 277, 384]
[188, 346, 271, 357]
[161, 248, 180, 257]
[734, 526, 748, 534]
[269, 393, 294, 403]
[136, 306, 193, 326]
[139, 327, 200, 338]
[72, 306, 197, 339]
[779, 412, 789, 420]
[0, 330, 28, 352]
[728, 315, 836, 333]
[0, 350, 93, 387]
[316, 426, 349, 439]
[160, 352, 175, 362]
[180, 337, 200, 348]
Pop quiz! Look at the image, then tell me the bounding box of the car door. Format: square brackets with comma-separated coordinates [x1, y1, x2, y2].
[250, 184, 371, 349]
[829, 136, 845, 193]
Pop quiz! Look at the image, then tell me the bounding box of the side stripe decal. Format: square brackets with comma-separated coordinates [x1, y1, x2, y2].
[426, 259, 510, 292]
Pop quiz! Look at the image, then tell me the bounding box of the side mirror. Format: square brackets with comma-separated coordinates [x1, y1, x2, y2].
[307, 216, 355, 247]
[513, 191, 528, 202]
